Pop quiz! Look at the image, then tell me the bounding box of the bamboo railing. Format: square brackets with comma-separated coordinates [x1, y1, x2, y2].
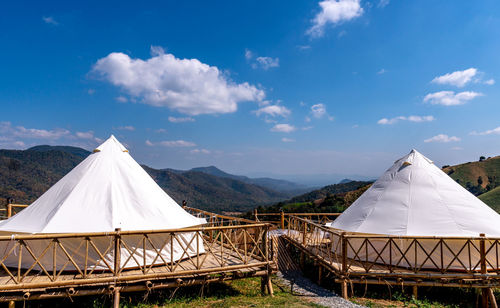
[253, 210, 341, 229]
[184, 206, 256, 226]
[0, 204, 275, 303]
[285, 216, 500, 287]
[0, 204, 28, 219]
[0, 224, 272, 290]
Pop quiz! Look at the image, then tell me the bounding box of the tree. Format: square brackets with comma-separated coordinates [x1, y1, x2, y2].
[480, 156, 486, 162]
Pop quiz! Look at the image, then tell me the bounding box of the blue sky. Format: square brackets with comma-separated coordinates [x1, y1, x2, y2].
[1, 0, 500, 183]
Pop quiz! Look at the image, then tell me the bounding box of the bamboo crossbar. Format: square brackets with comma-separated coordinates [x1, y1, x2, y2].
[0, 223, 269, 241]
[183, 206, 256, 224]
[255, 213, 341, 217]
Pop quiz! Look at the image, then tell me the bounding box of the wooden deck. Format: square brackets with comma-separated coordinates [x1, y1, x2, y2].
[280, 215, 500, 298]
[0, 206, 276, 303]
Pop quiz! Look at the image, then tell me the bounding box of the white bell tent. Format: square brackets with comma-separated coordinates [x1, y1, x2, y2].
[326, 149, 500, 270]
[0, 135, 206, 270]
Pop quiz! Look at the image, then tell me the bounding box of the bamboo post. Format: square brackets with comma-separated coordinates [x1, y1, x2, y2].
[480, 233, 489, 308]
[260, 229, 266, 294]
[412, 285, 417, 299]
[113, 287, 120, 308]
[254, 209, 258, 222]
[488, 288, 498, 308]
[7, 204, 12, 218]
[261, 225, 273, 296]
[8, 300, 15, 308]
[114, 228, 121, 276]
[341, 232, 348, 299]
[280, 210, 285, 229]
[318, 265, 322, 285]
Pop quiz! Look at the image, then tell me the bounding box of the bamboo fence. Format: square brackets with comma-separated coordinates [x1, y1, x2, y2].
[0, 204, 276, 305]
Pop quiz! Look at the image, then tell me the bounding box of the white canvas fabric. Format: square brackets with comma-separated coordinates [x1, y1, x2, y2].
[325, 149, 500, 270]
[327, 149, 500, 237]
[0, 135, 205, 269]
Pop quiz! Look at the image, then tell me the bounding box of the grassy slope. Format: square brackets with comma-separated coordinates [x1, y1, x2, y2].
[479, 186, 500, 212]
[442, 156, 500, 211]
[443, 156, 500, 188]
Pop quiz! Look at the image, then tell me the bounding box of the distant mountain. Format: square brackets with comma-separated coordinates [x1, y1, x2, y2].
[338, 179, 353, 184]
[144, 167, 288, 212]
[0, 146, 289, 212]
[189, 166, 309, 194]
[245, 181, 373, 217]
[285, 180, 374, 204]
[27, 145, 91, 158]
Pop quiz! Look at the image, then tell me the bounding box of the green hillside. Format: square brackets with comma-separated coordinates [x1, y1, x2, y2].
[247, 181, 372, 217]
[479, 186, 500, 213]
[442, 156, 500, 211]
[286, 180, 373, 204]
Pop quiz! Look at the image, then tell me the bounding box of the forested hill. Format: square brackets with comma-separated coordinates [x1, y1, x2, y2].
[442, 155, 500, 212]
[0, 145, 292, 212]
[248, 180, 373, 216]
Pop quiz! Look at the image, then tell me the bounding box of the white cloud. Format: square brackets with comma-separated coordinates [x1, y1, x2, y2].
[75, 131, 103, 143]
[271, 124, 296, 133]
[0, 122, 71, 140]
[282, 138, 295, 143]
[146, 140, 196, 147]
[377, 68, 387, 75]
[0, 122, 103, 148]
[245, 49, 253, 60]
[42, 16, 58, 25]
[168, 116, 195, 123]
[75, 131, 94, 139]
[155, 128, 167, 133]
[377, 115, 435, 125]
[423, 91, 482, 106]
[378, 0, 390, 8]
[451, 146, 463, 151]
[424, 134, 460, 143]
[307, 0, 364, 38]
[255, 105, 291, 118]
[310, 103, 334, 120]
[302, 126, 314, 131]
[92, 47, 265, 115]
[431, 68, 477, 87]
[485, 79, 495, 85]
[470, 126, 500, 136]
[297, 45, 311, 50]
[115, 125, 135, 131]
[87, 89, 95, 95]
[190, 148, 211, 154]
[253, 57, 280, 70]
[115, 96, 128, 103]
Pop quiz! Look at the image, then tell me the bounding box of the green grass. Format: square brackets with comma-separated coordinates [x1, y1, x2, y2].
[479, 186, 500, 212]
[22, 277, 321, 308]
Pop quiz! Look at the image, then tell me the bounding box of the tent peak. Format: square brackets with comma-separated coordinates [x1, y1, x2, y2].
[94, 135, 128, 153]
[399, 149, 433, 165]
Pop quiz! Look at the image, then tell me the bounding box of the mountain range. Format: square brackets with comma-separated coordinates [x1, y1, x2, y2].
[3, 145, 500, 215]
[0, 145, 308, 212]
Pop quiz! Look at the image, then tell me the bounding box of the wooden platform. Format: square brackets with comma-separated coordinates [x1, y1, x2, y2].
[0, 207, 277, 303]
